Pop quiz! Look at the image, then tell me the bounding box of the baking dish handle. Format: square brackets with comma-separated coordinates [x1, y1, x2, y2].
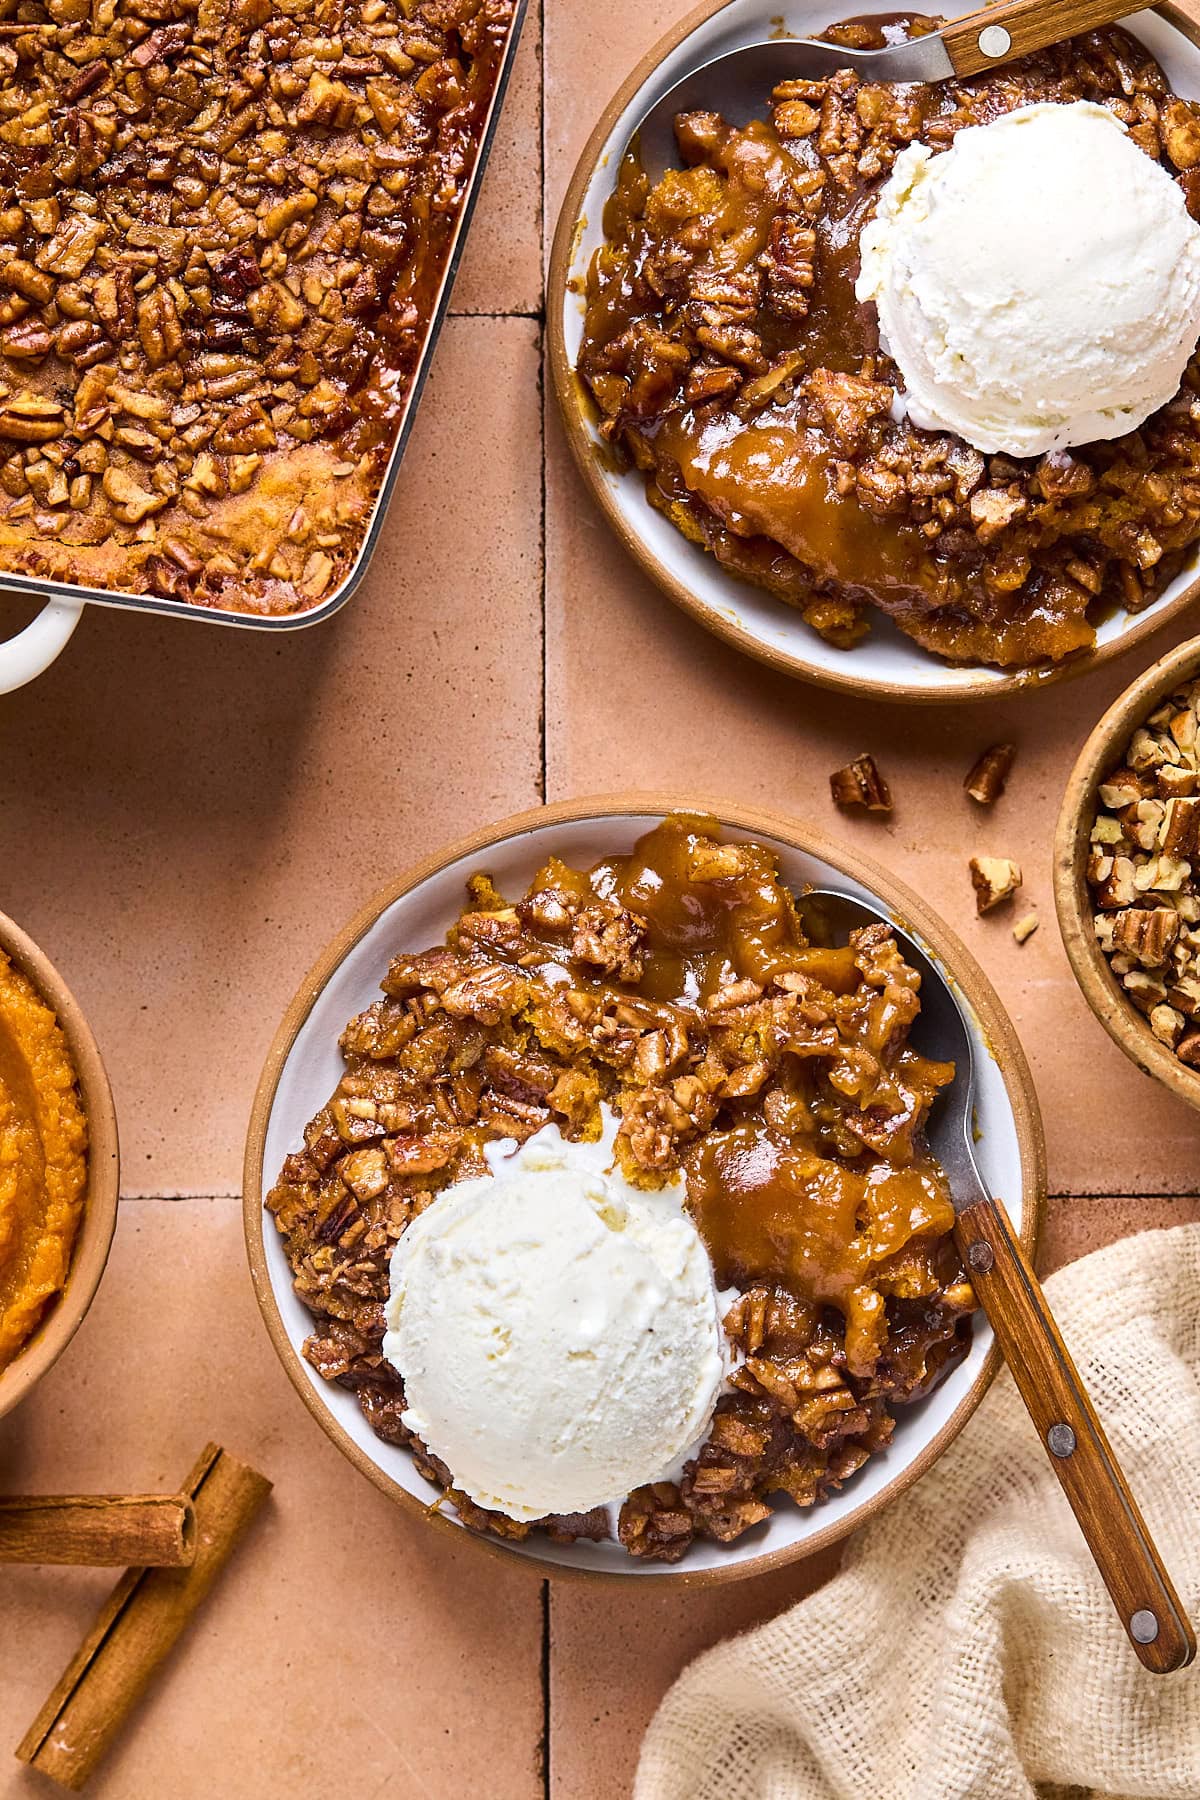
[0, 597, 83, 694]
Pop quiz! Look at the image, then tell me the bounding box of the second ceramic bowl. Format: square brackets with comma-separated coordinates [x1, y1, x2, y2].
[548, 0, 1200, 703]
[0, 913, 120, 1423]
[245, 797, 1045, 1582]
[1055, 635, 1200, 1112]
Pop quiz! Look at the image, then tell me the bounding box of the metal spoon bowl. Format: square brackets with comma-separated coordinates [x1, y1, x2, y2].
[801, 885, 1195, 1674]
[631, 0, 1141, 180]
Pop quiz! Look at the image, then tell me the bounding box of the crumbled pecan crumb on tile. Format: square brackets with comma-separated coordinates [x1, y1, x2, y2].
[0, 0, 515, 615]
[830, 752, 893, 813]
[1012, 912, 1038, 944]
[1087, 675, 1200, 1072]
[969, 855, 1022, 914]
[965, 743, 1017, 806]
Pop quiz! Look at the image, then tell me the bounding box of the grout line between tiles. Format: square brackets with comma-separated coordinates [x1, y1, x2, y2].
[537, 320, 547, 805]
[117, 1190, 1200, 1204]
[537, 0, 548, 808]
[540, 1578, 551, 1800]
[120, 1191, 241, 1202]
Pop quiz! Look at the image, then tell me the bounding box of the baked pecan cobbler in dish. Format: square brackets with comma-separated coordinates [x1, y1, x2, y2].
[576, 20, 1200, 668]
[267, 814, 977, 1561]
[0, 0, 514, 613]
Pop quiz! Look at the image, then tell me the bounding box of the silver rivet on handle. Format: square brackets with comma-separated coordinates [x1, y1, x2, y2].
[1047, 1423, 1077, 1458]
[967, 1242, 994, 1274]
[1131, 1609, 1161, 1645]
[977, 24, 1012, 57]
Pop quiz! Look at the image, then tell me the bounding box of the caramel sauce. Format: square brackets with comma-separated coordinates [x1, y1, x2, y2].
[589, 813, 810, 1002]
[687, 1120, 954, 1372]
[655, 408, 933, 600]
[525, 815, 959, 1373]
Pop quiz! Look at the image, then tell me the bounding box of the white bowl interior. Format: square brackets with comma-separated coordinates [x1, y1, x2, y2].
[260, 812, 1028, 1575]
[558, 3, 1200, 698]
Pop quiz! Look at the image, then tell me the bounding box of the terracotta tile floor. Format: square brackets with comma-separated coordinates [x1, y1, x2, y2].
[2, 0, 1200, 1793]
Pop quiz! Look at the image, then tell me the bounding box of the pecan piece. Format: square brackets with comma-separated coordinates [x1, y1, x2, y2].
[60, 59, 107, 103]
[137, 287, 183, 369]
[969, 856, 1022, 914]
[964, 743, 1016, 806]
[0, 397, 64, 443]
[760, 214, 816, 320]
[1110, 906, 1180, 966]
[440, 964, 528, 1025]
[1034, 450, 1095, 501]
[807, 367, 892, 451]
[0, 257, 53, 304]
[1090, 854, 1138, 911]
[830, 753, 893, 813]
[36, 216, 106, 278]
[102, 465, 166, 525]
[1159, 796, 1200, 859]
[969, 486, 1027, 545]
[571, 903, 645, 982]
[1163, 98, 1200, 169]
[1, 319, 52, 360]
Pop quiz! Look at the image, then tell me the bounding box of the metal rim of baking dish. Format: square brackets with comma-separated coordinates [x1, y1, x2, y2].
[0, 0, 528, 639]
[243, 795, 1046, 1586]
[546, 0, 1200, 704]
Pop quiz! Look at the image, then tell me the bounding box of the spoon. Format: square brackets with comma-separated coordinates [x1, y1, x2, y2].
[633, 0, 1139, 178]
[800, 886, 1196, 1675]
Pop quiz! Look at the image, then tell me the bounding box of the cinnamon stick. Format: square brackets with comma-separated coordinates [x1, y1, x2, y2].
[0, 1495, 195, 1567]
[15, 1443, 271, 1791]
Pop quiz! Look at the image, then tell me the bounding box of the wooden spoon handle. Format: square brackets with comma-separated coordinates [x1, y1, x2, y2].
[941, 0, 1137, 77]
[955, 1195, 1195, 1674]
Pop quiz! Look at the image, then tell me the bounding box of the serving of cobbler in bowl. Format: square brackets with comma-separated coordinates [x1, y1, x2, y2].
[245, 802, 1042, 1577]
[550, 1, 1200, 699]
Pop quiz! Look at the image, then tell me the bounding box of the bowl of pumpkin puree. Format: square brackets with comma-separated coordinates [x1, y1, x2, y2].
[0, 914, 119, 1420]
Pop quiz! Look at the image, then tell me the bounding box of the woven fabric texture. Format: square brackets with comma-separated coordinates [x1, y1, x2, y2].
[637, 1223, 1200, 1800]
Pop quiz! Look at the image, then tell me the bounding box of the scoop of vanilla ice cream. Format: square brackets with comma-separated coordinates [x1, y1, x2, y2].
[382, 1119, 729, 1522]
[855, 100, 1200, 457]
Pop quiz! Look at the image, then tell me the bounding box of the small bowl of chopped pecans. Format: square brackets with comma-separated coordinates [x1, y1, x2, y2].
[1055, 636, 1200, 1107]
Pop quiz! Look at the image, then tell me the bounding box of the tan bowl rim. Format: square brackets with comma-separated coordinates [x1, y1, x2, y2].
[244, 793, 1046, 1586]
[1054, 633, 1200, 1110]
[0, 911, 120, 1421]
[546, 0, 1200, 705]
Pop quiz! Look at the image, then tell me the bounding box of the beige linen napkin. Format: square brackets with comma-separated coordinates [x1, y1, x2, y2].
[637, 1223, 1200, 1800]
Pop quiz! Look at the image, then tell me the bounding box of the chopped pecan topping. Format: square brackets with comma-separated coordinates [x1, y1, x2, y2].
[0, 0, 517, 614]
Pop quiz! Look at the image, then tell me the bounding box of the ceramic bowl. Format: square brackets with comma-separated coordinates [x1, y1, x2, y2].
[0, 913, 120, 1422]
[1055, 635, 1200, 1111]
[244, 797, 1045, 1582]
[547, 0, 1200, 703]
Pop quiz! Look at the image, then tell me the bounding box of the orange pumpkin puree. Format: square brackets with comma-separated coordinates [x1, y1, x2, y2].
[0, 951, 88, 1372]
